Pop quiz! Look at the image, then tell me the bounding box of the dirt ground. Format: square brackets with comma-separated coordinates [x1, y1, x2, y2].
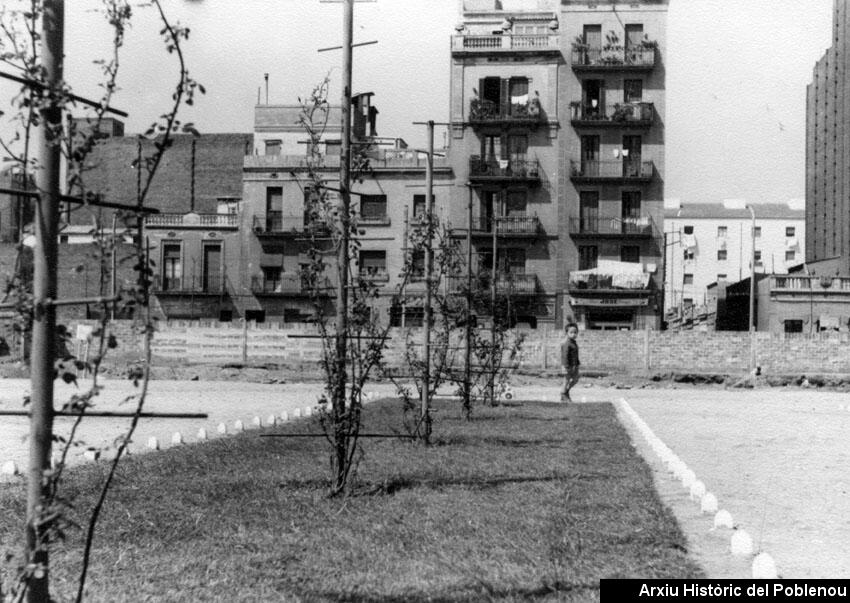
[1, 375, 846, 580]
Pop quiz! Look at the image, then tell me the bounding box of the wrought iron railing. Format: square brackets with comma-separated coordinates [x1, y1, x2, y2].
[469, 156, 540, 180]
[448, 273, 538, 296]
[152, 274, 225, 294]
[471, 215, 540, 235]
[253, 212, 330, 235]
[568, 216, 654, 237]
[571, 46, 656, 69]
[570, 101, 654, 124]
[569, 159, 653, 180]
[468, 99, 543, 124]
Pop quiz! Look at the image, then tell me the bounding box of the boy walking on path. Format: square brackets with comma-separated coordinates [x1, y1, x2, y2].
[560, 322, 580, 402]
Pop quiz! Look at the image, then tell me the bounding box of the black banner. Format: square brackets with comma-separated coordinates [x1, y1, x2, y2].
[601, 580, 850, 602]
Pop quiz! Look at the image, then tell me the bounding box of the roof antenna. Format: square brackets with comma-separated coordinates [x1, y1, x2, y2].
[264, 73, 269, 105]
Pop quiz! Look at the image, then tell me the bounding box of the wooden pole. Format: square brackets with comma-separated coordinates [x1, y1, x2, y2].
[27, 2, 63, 600]
[489, 192, 498, 405]
[332, 0, 354, 491]
[420, 121, 434, 443]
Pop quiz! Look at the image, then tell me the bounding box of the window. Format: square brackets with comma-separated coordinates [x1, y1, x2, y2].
[360, 194, 388, 223]
[262, 266, 282, 293]
[683, 298, 693, 308]
[266, 186, 282, 213]
[620, 245, 640, 263]
[683, 249, 694, 261]
[717, 274, 727, 282]
[410, 250, 425, 279]
[753, 226, 762, 238]
[500, 248, 526, 274]
[412, 194, 431, 221]
[508, 77, 529, 114]
[162, 243, 182, 291]
[786, 226, 796, 237]
[754, 250, 762, 262]
[578, 245, 598, 270]
[625, 24, 644, 49]
[717, 226, 727, 238]
[624, 79, 643, 103]
[785, 250, 796, 262]
[683, 273, 694, 285]
[359, 250, 387, 279]
[203, 244, 222, 293]
[264, 140, 281, 156]
[717, 249, 727, 261]
[583, 24, 602, 49]
[579, 191, 599, 232]
[683, 225, 694, 234]
[784, 319, 804, 334]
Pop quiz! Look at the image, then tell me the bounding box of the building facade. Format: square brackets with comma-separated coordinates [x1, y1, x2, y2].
[806, 0, 850, 276]
[449, 0, 668, 330]
[663, 199, 805, 315]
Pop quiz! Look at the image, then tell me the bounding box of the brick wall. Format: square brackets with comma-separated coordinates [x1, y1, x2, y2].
[5, 319, 850, 376]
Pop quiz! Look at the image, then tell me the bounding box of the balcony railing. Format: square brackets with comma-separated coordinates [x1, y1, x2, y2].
[245, 150, 450, 171]
[369, 149, 451, 170]
[451, 34, 560, 54]
[471, 215, 540, 236]
[571, 47, 656, 70]
[468, 99, 544, 127]
[358, 267, 390, 282]
[253, 212, 330, 236]
[145, 213, 238, 229]
[251, 274, 305, 295]
[469, 156, 540, 184]
[771, 275, 850, 293]
[569, 159, 653, 182]
[570, 102, 654, 127]
[449, 273, 538, 296]
[152, 275, 225, 295]
[567, 270, 651, 292]
[359, 214, 391, 226]
[568, 216, 655, 238]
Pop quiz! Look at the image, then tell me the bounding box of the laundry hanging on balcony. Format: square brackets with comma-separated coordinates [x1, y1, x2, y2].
[568, 259, 650, 290]
[681, 233, 697, 250]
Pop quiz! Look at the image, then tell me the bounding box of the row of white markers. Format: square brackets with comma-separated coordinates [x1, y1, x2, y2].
[617, 398, 779, 580]
[0, 391, 380, 475]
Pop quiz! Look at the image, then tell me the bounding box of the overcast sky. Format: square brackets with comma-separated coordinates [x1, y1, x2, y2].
[1, 0, 836, 205]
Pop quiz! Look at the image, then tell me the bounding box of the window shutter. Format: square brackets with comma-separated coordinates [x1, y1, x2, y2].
[500, 78, 510, 118]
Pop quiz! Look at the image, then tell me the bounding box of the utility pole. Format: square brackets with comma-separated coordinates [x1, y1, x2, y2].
[27, 2, 63, 600]
[489, 191, 498, 405]
[420, 120, 434, 442]
[746, 204, 756, 371]
[464, 183, 472, 414]
[333, 0, 354, 488]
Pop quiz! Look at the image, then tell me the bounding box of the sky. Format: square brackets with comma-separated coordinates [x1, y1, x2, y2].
[0, 0, 836, 205]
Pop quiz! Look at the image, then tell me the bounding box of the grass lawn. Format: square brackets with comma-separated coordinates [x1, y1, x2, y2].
[0, 399, 703, 601]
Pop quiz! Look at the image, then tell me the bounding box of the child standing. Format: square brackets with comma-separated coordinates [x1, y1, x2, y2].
[560, 322, 580, 402]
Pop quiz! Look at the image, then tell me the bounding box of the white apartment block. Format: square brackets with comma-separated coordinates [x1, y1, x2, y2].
[663, 199, 805, 312]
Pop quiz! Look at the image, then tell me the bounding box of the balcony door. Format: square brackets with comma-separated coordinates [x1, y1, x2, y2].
[266, 186, 283, 231]
[625, 24, 644, 64]
[507, 135, 527, 173]
[481, 77, 502, 113]
[203, 243, 222, 293]
[578, 245, 598, 271]
[479, 190, 499, 231]
[583, 24, 601, 62]
[582, 80, 604, 119]
[579, 191, 599, 233]
[581, 135, 600, 177]
[162, 243, 182, 291]
[623, 135, 642, 177]
[621, 190, 641, 233]
[499, 248, 526, 275]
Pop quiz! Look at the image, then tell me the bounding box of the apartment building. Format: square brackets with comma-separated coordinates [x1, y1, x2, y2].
[663, 199, 805, 314]
[449, 0, 668, 329]
[806, 0, 850, 276]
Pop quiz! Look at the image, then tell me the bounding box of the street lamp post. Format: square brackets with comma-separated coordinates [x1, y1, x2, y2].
[746, 204, 756, 372]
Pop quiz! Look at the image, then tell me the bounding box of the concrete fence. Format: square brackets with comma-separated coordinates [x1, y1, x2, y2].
[20, 320, 850, 376]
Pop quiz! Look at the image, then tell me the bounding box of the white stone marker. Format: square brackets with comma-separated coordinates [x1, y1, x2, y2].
[197, 428, 208, 441]
[689, 480, 706, 501]
[171, 432, 184, 445]
[83, 449, 100, 462]
[217, 422, 227, 435]
[147, 436, 159, 451]
[252, 416, 262, 428]
[304, 406, 312, 417]
[1, 460, 19, 476]
[280, 411, 289, 422]
[731, 530, 754, 557]
[233, 419, 244, 433]
[713, 509, 734, 529]
[293, 408, 302, 418]
[267, 414, 277, 427]
[700, 493, 719, 514]
[752, 552, 778, 579]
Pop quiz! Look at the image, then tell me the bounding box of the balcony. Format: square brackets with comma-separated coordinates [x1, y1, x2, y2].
[358, 267, 390, 283]
[253, 212, 330, 237]
[568, 216, 655, 238]
[570, 102, 654, 129]
[244, 150, 450, 172]
[468, 99, 544, 130]
[569, 159, 653, 183]
[449, 273, 539, 296]
[571, 47, 656, 71]
[469, 215, 540, 237]
[358, 214, 391, 226]
[251, 274, 305, 295]
[567, 269, 652, 294]
[771, 275, 850, 296]
[152, 275, 225, 295]
[244, 154, 341, 170]
[451, 34, 560, 57]
[145, 212, 238, 230]
[469, 156, 540, 185]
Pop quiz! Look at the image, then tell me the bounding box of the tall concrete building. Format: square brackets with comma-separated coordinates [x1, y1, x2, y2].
[806, 0, 850, 275]
[449, 0, 668, 329]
